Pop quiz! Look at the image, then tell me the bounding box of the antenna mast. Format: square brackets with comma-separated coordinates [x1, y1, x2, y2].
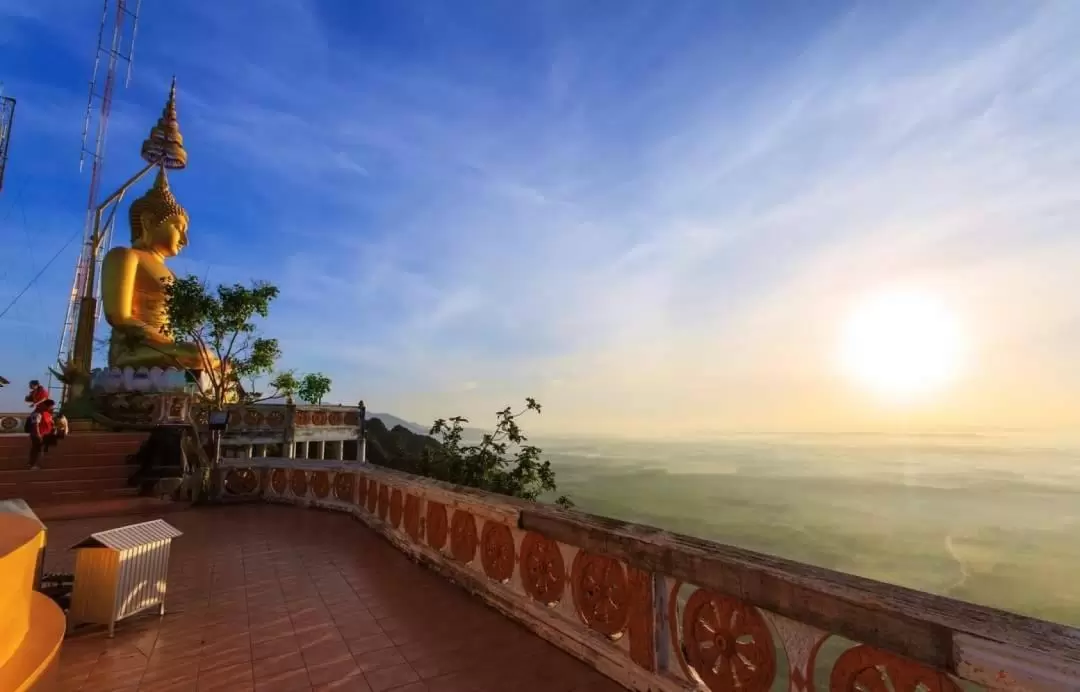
[0, 84, 15, 194]
[54, 0, 142, 400]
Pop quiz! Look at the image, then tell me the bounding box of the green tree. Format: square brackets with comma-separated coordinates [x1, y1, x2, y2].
[160, 276, 332, 466]
[297, 372, 332, 404]
[421, 398, 572, 507]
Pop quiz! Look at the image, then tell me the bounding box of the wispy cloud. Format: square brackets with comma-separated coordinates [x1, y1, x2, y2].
[1, 1, 1078, 434]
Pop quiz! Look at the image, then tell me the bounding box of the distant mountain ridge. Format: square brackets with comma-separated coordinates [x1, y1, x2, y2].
[369, 413, 429, 435]
[369, 412, 487, 439]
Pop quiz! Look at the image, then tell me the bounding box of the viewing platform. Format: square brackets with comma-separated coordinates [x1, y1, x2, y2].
[32, 454, 1080, 691]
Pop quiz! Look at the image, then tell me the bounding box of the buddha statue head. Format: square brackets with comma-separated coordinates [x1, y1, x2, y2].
[129, 167, 189, 257]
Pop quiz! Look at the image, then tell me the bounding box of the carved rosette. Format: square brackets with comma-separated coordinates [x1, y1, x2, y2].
[571, 552, 630, 637]
[626, 567, 656, 671]
[403, 495, 421, 542]
[366, 479, 378, 513]
[377, 484, 390, 521]
[334, 472, 355, 502]
[311, 471, 330, 499]
[427, 501, 448, 550]
[828, 645, 962, 692]
[295, 410, 311, 426]
[266, 410, 285, 427]
[677, 587, 776, 692]
[312, 410, 328, 426]
[480, 522, 515, 583]
[290, 469, 309, 497]
[389, 488, 404, 528]
[328, 411, 343, 426]
[224, 467, 259, 496]
[519, 532, 566, 605]
[270, 468, 287, 495]
[244, 409, 263, 427]
[0, 416, 19, 433]
[450, 510, 478, 563]
[344, 411, 359, 426]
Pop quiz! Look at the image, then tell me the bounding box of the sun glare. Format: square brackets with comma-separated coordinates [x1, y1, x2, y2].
[839, 289, 965, 402]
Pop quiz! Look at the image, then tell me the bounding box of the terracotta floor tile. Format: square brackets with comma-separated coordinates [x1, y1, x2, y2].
[46, 506, 618, 692]
[254, 650, 307, 680]
[363, 663, 420, 692]
[301, 639, 353, 667]
[254, 634, 301, 661]
[306, 656, 366, 687]
[254, 666, 311, 692]
[345, 634, 395, 657]
[352, 647, 405, 673]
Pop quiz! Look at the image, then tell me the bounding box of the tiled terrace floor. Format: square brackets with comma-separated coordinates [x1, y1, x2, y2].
[47, 504, 624, 692]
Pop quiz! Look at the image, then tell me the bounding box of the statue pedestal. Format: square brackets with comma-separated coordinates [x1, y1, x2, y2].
[65, 367, 204, 429]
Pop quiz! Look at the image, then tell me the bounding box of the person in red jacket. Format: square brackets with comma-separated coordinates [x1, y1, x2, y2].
[27, 399, 56, 470]
[25, 380, 47, 408]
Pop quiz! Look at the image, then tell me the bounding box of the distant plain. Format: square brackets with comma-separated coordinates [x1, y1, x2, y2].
[538, 431, 1080, 626]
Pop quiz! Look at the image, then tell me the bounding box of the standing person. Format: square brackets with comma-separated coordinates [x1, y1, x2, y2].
[26, 399, 56, 470]
[25, 380, 47, 408]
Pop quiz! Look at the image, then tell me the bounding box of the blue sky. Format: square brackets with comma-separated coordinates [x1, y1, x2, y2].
[1, 1, 1078, 435]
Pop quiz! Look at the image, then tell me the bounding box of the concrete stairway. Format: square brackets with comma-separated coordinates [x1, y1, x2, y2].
[0, 432, 148, 508]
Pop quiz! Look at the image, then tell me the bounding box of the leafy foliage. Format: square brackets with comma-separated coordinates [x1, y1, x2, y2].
[297, 372, 332, 405]
[161, 276, 330, 409]
[405, 398, 572, 507]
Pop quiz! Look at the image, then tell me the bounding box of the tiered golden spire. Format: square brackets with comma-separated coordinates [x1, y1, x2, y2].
[140, 76, 188, 170]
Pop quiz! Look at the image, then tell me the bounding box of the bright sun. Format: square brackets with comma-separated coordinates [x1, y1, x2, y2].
[839, 289, 965, 401]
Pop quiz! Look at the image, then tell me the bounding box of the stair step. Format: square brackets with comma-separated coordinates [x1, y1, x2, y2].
[33, 496, 188, 524]
[6, 486, 139, 505]
[0, 453, 143, 471]
[0, 465, 137, 483]
[0, 477, 136, 500]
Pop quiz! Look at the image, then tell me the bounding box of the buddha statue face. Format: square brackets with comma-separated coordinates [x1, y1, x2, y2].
[129, 167, 189, 257]
[141, 212, 188, 257]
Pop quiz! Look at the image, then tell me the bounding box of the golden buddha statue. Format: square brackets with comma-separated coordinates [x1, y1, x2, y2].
[100, 78, 218, 374]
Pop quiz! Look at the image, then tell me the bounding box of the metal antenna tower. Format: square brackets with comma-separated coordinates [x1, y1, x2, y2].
[53, 0, 142, 399]
[0, 84, 15, 194]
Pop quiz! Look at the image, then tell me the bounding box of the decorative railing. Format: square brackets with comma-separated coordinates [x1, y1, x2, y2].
[205, 403, 366, 462]
[216, 458, 1080, 691]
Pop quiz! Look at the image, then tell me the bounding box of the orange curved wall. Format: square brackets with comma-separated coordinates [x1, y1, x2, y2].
[0, 514, 65, 691]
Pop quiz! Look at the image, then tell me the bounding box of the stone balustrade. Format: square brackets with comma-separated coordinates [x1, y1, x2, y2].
[219, 457, 1079, 690]
[209, 403, 366, 463]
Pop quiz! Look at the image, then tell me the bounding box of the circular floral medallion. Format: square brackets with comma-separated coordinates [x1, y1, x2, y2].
[311, 471, 330, 499]
[344, 411, 359, 426]
[829, 645, 961, 692]
[571, 552, 629, 637]
[266, 410, 285, 427]
[328, 411, 343, 426]
[290, 469, 309, 497]
[389, 488, 404, 528]
[312, 410, 328, 426]
[480, 522, 516, 583]
[224, 467, 259, 495]
[681, 588, 776, 692]
[403, 495, 422, 541]
[334, 473, 355, 502]
[270, 468, 287, 494]
[244, 409, 263, 427]
[377, 483, 390, 521]
[426, 501, 448, 550]
[294, 410, 311, 426]
[0, 416, 19, 432]
[449, 510, 478, 563]
[520, 532, 566, 604]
